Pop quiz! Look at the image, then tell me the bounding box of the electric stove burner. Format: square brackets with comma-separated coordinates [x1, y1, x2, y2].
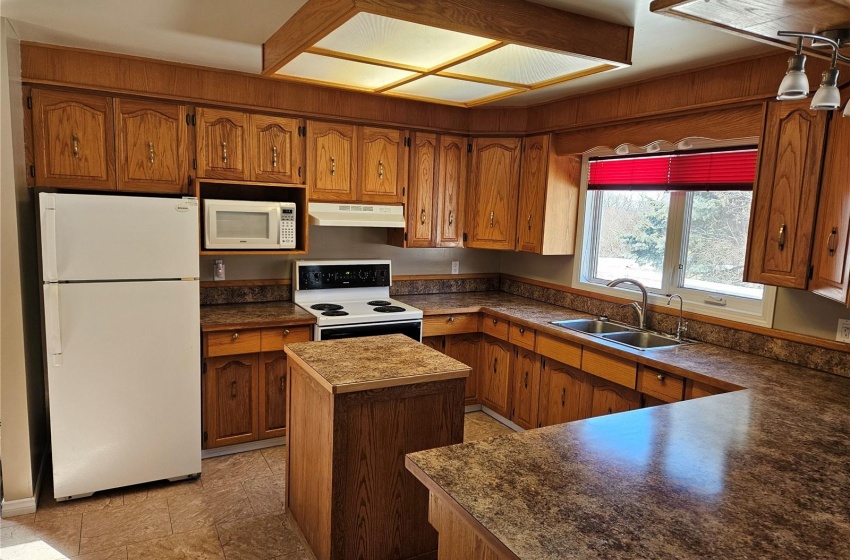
[373, 306, 406, 313]
[321, 310, 349, 316]
[367, 300, 393, 306]
[311, 303, 343, 311]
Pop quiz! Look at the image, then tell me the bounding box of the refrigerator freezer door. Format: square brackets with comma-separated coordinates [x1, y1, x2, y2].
[45, 280, 201, 499]
[40, 193, 199, 282]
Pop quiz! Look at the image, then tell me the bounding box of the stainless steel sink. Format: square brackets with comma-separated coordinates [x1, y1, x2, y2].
[600, 330, 687, 350]
[551, 319, 634, 334]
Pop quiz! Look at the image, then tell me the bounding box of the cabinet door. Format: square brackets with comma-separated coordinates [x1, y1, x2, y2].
[538, 358, 592, 427]
[445, 333, 480, 405]
[115, 99, 188, 194]
[809, 109, 850, 304]
[480, 336, 512, 417]
[204, 354, 259, 448]
[307, 121, 357, 201]
[250, 115, 304, 184]
[436, 135, 468, 248]
[359, 126, 406, 203]
[422, 336, 445, 351]
[406, 132, 438, 247]
[590, 377, 640, 417]
[745, 100, 827, 288]
[517, 135, 549, 253]
[196, 108, 249, 181]
[32, 89, 115, 190]
[259, 351, 288, 440]
[510, 347, 541, 430]
[467, 138, 521, 250]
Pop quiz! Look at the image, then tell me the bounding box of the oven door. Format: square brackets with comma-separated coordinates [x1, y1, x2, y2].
[316, 320, 422, 342]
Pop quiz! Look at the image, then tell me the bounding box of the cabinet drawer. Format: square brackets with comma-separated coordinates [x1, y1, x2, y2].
[423, 313, 479, 336]
[205, 329, 262, 357]
[581, 348, 637, 389]
[481, 314, 509, 341]
[260, 326, 312, 352]
[685, 379, 727, 400]
[508, 323, 536, 350]
[536, 333, 581, 369]
[638, 368, 684, 403]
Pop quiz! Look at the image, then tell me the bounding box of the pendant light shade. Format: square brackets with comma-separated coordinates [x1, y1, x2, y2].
[811, 68, 841, 110]
[777, 53, 809, 100]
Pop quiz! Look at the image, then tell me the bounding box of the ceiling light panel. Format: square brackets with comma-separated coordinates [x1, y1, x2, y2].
[443, 44, 605, 86]
[385, 75, 515, 104]
[313, 12, 497, 70]
[277, 52, 416, 90]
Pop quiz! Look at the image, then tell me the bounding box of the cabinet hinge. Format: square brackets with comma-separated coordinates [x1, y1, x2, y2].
[192, 158, 197, 170]
[188, 175, 194, 187]
[402, 187, 405, 197]
[30, 165, 36, 178]
[808, 265, 814, 280]
[26, 96, 32, 109]
[467, 143, 472, 153]
[462, 232, 468, 242]
[404, 232, 408, 241]
[203, 431, 208, 442]
[298, 166, 302, 178]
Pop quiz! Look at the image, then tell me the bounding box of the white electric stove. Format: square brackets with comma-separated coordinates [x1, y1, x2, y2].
[293, 260, 423, 341]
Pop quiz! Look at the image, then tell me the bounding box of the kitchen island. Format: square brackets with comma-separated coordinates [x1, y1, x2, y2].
[283, 334, 470, 560]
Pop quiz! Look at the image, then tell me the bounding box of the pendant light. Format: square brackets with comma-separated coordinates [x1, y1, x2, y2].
[776, 30, 850, 116]
[777, 38, 809, 100]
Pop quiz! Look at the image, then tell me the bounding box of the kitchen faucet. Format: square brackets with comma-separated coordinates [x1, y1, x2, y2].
[666, 294, 688, 340]
[606, 278, 648, 329]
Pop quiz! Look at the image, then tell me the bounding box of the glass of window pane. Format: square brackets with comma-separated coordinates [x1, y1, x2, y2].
[681, 191, 763, 299]
[592, 190, 670, 290]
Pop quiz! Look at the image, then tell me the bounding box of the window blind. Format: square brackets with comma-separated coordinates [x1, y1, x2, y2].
[588, 148, 758, 191]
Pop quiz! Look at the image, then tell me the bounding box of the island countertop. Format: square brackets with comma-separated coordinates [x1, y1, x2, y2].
[284, 333, 470, 394]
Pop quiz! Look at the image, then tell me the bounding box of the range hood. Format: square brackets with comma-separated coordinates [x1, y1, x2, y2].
[308, 202, 405, 228]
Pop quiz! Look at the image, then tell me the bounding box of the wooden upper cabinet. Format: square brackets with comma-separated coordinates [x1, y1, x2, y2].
[406, 132, 438, 247]
[538, 358, 592, 428]
[809, 108, 850, 304]
[466, 137, 521, 250]
[516, 135, 581, 255]
[745, 100, 828, 288]
[32, 89, 115, 190]
[480, 336, 512, 417]
[307, 121, 357, 201]
[436, 135, 468, 248]
[115, 99, 188, 194]
[510, 347, 541, 430]
[359, 126, 406, 203]
[196, 108, 249, 181]
[250, 115, 304, 184]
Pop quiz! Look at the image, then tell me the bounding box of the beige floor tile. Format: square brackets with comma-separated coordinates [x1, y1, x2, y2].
[36, 488, 124, 522]
[122, 477, 204, 506]
[73, 546, 128, 559]
[126, 527, 225, 559]
[463, 411, 515, 442]
[270, 552, 311, 560]
[168, 482, 255, 534]
[217, 514, 304, 560]
[79, 498, 172, 554]
[0, 513, 82, 558]
[242, 477, 285, 516]
[201, 451, 273, 490]
[260, 446, 286, 476]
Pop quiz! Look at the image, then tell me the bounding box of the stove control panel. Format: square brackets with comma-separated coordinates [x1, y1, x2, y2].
[297, 263, 391, 290]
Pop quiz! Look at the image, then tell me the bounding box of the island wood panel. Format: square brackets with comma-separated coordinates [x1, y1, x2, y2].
[538, 358, 593, 427]
[510, 347, 541, 430]
[195, 107, 249, 181]
[203, 354, 259, 448]
[809, 100, 850, 304]
[427, 493, 513, 560]
[31, 88, 115, 189]
[745, 100, 827, 288]
[308, 121, 358, 201]
[115, 98, 188, 193]
[435, 135, 468, 248]
[466, 138, 521, 250]
[331, 379, 465, 560]
[249, 114, 304, 184]
[359, 126, 407, 203]
[406, 132, 438, 247]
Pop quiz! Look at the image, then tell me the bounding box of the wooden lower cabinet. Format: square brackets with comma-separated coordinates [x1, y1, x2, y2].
[480, 336, 512, 417]
[590, 377, 641, 417]
[445, 333, 481, 405]
[259, 352, 287, 439]
[510, 347, 541, 430]
[422, 336, 444, 351]
[203, 354, 259, 448]
[538, 358, 592, 427]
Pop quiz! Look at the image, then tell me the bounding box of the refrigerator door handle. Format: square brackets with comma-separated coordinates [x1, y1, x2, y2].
[45, 284, 63, 366]
[41, 195, 59, 282]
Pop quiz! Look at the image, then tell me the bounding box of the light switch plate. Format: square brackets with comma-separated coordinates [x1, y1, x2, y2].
[837, 318, 850, 343]
[451, 261, 459, 274]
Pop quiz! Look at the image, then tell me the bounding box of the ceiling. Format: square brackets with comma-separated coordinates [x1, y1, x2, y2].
[0, 0, 775, 107]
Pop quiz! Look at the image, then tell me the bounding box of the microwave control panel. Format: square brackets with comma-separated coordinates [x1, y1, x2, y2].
[280, 203, 296, 249]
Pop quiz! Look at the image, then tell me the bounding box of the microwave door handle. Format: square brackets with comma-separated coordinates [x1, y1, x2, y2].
[272, 204, 282, 248]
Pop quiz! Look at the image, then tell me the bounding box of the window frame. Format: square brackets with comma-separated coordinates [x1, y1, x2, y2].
[573, 155, 777, 328]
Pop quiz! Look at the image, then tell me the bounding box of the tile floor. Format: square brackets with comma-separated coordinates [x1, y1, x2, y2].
[0, 412, 513, 560]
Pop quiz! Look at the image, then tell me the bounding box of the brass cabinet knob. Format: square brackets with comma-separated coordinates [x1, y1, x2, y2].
[448, 316, 455, 323]
[284, 329, 290, 336]
[231, 332, 239, 340]
[657, 374, 665, 382]
[519, 327, 525, 334]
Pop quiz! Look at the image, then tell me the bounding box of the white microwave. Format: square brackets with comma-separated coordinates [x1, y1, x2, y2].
[204, 199, 296, 250]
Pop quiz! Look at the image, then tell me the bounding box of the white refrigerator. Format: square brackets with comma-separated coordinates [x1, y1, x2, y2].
[39, 192, 202, 500]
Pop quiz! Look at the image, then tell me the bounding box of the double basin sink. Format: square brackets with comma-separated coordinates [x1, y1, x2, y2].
[551, 318, 695, 350]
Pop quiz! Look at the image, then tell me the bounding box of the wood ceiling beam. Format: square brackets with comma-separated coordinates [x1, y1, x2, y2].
[262, 0, 634, 77]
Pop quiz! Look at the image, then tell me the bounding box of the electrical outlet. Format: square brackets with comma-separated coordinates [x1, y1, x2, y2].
[837, 319, 850, 343]
[451, 261, 459, 274]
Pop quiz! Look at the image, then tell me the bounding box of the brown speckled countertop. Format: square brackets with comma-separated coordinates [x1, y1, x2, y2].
[285, 334, 470, 394]
[200, 302, 315, 332]
[400, 292, 850, 559]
